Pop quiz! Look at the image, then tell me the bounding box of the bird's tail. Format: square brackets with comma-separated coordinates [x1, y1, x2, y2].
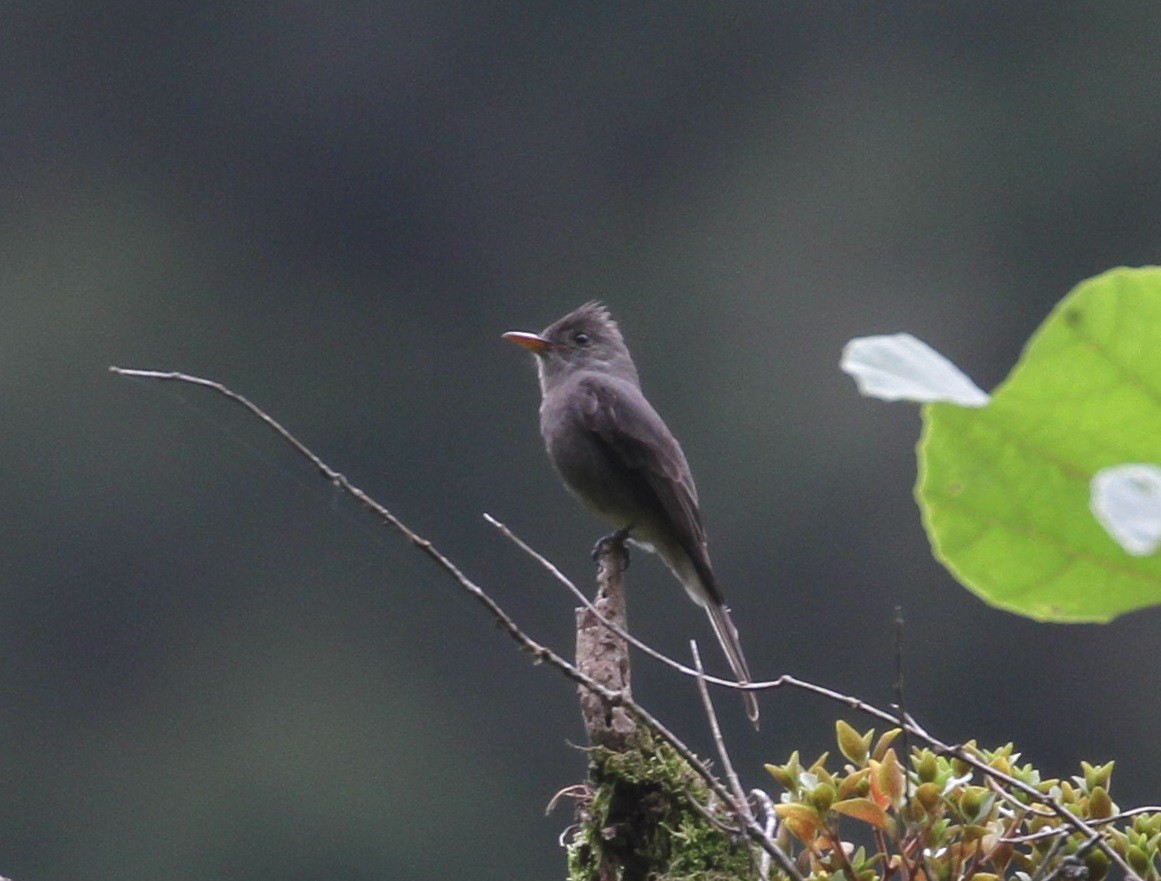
[705, 601, 760, 728]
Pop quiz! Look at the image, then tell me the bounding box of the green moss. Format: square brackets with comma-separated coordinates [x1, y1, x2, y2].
[566, 733, 757, 881]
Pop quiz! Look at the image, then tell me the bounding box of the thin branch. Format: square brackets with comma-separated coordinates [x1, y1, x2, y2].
[691, 640, 750, 818]
[110, 368, 741, 831]
[683, 790, 742, 835]
[486, 513, 750, 694]
[490, 514, 971, 730]
[111, 368, 450, 562]
[1103, 805, 1161, 822]
[693, 640, 803, 881]
[751, 788, 780, 881]
[1030, 833, 1072, 881]
[990, 778, 1059, 819]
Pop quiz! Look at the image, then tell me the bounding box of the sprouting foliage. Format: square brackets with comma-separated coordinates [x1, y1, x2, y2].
[764, 721, 1158, 881]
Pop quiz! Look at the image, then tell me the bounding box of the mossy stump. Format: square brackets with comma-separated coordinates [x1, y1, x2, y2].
[569, 536, 756, 880]
[566, 736, 756, 881]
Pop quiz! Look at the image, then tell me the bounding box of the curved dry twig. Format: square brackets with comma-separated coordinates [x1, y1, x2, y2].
[109, 367, 777, 860]
[485, 513, 749, 692]
[691, 640, 749, 816]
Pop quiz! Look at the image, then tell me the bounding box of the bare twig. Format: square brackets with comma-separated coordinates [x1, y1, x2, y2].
[691, 640, 750, 818]
[109, 368, 740, 827]
[487, 514, 771, 705]
[692, 640, 801, 881]
[1102, 805, 1161, 822]
[683, 791, 742, 835]
[751, 788, 780, 881]
[990, 778, 1059, 819]
[485, 513, 743, 691]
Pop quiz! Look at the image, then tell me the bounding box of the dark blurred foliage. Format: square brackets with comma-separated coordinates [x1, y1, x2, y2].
[2, 5, 1160, 879]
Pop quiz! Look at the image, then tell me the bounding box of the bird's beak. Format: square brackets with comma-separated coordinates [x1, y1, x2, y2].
[502, 330, 552, 354]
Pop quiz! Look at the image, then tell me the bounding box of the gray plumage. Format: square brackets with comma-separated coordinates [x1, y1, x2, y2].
[504, 302, 758, 726]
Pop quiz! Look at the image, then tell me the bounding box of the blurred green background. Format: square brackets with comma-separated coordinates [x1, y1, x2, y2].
[4, 5, 1160, 879]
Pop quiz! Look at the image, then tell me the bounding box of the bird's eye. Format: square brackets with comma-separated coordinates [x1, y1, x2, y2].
[573, 331, 591, 346]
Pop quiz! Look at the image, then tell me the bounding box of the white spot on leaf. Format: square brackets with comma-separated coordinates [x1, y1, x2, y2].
[1091, 464, 1161, 556]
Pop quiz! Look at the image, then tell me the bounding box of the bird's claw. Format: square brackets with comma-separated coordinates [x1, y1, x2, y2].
[592, 526, 632, 569]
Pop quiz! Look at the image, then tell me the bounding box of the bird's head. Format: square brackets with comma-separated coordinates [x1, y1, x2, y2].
[503, 302, 640, 391]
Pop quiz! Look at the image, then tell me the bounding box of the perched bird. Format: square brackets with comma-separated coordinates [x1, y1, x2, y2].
[504, 302, 758, 725]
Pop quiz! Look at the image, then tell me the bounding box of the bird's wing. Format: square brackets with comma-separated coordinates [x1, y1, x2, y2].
[575, 375, 719, 591]
[576, 375, 754, 723]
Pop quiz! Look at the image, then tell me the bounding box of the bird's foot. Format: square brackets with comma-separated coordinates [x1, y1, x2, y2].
[592, 526, 633, 569]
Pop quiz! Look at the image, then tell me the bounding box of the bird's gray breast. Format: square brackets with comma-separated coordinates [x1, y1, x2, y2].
[538, 374, 658, 533]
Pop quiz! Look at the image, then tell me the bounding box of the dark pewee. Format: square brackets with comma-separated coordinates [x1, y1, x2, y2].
[504, 302, 758, 725]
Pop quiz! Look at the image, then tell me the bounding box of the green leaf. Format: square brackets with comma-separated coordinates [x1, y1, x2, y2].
[835, 719, 871, 765]
[831, 797, 892, 829]
[917, 266, 1161, 622]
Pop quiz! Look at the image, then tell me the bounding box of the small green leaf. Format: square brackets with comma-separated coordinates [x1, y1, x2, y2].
[914, 749, 940, 783]
[832, 797, 892, 829]
[836, 720, 871, 765]
[775, 802, 827, 842]
[1084, 847, 1111, 881]
[838, 767, 872, 799]
[1088, 786, 1115, 820]
[871, 728, 902, 761]
[765, 760, 795, 789]
[1081, 760, 1115, 792]
[811, 782, 837, 813]
[914, 781, 943, 812]
[917, 267, 1161, 622]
